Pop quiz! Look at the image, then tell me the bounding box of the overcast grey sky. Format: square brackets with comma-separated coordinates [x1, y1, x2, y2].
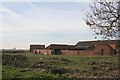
[1, 1, 101, 49]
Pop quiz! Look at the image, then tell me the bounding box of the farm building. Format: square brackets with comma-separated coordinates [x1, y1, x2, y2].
[43, 44, 76, 55]
[30, 45, 45, 54]
[76, 40, 118, 50]
[30, 40, 119, 55]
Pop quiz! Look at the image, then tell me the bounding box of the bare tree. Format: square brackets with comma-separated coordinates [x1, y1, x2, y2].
[84, 0, 120, 40]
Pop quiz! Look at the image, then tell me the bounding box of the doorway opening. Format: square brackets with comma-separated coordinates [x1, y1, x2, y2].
[100, 49, 104, 55]
[52, 49, 61, 55]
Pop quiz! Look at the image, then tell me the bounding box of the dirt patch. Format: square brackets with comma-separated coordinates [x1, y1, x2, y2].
[50, 68, 69, 75]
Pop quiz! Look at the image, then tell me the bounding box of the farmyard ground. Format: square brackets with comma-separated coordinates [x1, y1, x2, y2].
[2, 53, 119, 80]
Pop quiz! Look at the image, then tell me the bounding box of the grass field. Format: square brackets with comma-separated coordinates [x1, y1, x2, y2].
[2, 53, 119, 79]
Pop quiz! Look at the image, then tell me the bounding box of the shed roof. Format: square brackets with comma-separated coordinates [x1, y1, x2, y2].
[30, 45, 45, 49]
[46, 44, 75, 50]
[76, 40, 118, 47]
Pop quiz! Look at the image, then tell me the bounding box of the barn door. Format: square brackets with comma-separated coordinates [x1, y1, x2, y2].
[100, 49, 104, 55]
[54, 49, 61, 55]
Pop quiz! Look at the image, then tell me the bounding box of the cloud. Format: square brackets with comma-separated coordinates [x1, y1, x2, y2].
[27, 0, 41, 13]
[2, 6, 91, 33]
[1, 0, 92, 2]
[1, 6, 93, 36]
[1, 2, 95, 49]
[0, 7, 19, 17]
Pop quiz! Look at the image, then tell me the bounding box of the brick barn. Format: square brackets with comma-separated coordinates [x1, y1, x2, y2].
[30, 40, 119, 55]
[44, 44, 76, 55]
[30, 45, 45, 54]
[93, 43, 115, 55]
[76, 40, 118, 51]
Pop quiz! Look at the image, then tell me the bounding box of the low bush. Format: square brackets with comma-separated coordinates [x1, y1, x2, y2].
[2, 54, 28, 67]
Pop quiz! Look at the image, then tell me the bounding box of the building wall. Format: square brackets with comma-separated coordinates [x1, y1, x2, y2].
[38, 44, 114, 56]
[31, 43, 115, 56]
[32, 49, 41, 54]
[76, 40, 118, 49]
[32, 49, 52, 55]
[94, 44, 113, 55]
[30, 45, 45, 52]
[40, 49, 52, 55]
[61, 50, 94, 56]
[61, 50, 78, 55]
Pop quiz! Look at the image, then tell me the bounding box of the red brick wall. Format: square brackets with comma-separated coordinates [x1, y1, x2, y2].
[61, 50, 94, 56]
[32, 49, 41, 54]
[94, 44, 112, 55]
[61, 50, 78, 55]
[32, 44, 114, 56]
[61, 44, 114, 56]
[40, 49, 52, 55]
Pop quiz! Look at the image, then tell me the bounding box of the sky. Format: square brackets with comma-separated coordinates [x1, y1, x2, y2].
[0, 1, 101, 49]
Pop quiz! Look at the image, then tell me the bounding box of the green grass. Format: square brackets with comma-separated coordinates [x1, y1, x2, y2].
[2, 66, 59, 78]
[2, 53, 119, 79]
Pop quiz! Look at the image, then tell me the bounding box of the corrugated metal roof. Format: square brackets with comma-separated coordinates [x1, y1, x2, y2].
[76, 40, 118, 46]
